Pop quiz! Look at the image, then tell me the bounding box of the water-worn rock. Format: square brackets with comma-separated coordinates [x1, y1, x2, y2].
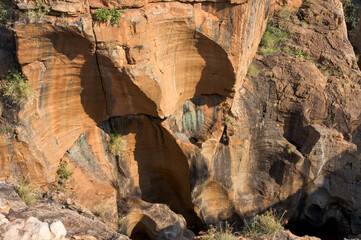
[0, 0, 361, 239]
[0, 0, 271, 222]
[125, 198, 190, 239]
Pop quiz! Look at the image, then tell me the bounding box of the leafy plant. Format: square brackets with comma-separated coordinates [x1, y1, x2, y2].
[94, 8, 110, 22]
[341, 0, 359, 31]
[294, 49, 305, 58]
[16, 178, 40, 205]
[204, 222, 239, 240]
[93, 8, 122, 25]
[109, 9, 121, 25]
[27, 1, 50, 20]
[243, 209, 286, 237]
[1, 69, 35, 106]
[57, 162, 73, 180]
[258, 23, 287, 55]
[55, 162, 73, 191]
[0, 1, 11, 24]
[109, 133, 126, 155]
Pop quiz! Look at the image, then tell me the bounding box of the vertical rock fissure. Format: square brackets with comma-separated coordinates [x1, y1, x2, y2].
[91, 24, 110, 117]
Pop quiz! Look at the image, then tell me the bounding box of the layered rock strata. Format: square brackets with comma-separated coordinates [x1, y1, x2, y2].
[0, 0, 361, 239]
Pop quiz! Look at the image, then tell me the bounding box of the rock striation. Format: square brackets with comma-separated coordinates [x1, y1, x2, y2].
[0, 0, 361, 239]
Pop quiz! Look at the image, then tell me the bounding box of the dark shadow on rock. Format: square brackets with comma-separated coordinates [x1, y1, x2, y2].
[195, 32, 236, 99]
[190, 94, 225, 109]
[95, 52, 159, 117]
[0, 26, 17, 76]
[130, 215, 155, 240]
[100, 115, 205, 235]
[352, 124, 361, 153]
[133, 116, 204, 233]
[47, 27, 107, 123]
[257, 149, 361, 240]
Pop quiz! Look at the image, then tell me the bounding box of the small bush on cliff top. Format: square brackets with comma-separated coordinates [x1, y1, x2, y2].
[27, 1, 50, 20]
[1, 69, 35, 106]
[109, 133, 126, 155]
[94, 8, 122, 25]
[243, 209, 286, 237]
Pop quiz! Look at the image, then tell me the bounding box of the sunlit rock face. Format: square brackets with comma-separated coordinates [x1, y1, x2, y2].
[1, 0, 361, 239]
[1, 0, 270, 183]
[0, 0, 271, 234]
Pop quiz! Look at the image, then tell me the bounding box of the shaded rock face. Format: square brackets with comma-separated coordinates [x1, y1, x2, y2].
[1, 0, 361, 239]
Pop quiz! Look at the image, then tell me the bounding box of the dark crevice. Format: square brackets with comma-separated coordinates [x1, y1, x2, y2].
[91, 24, 110, 117]
[103, 116, 205, 236]
[286, 218, 350, 240]
[123, 46, 136, 65]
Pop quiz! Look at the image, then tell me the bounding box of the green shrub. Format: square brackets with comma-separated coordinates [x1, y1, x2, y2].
[109, 9, 121, 25]
[259, 23, 287, 55]
[243, 209, 286, 237]
[204, 223, 239, 240]
[55, 162, 73, 191]
[0, 1, 10, 24]
[27, 1, 50, 20]
[16, 178, 40, 205]
[109, 133, 126, 155]
[57, 162, 73, 180]
[1, 69, 35, 106]
[94, 8, 122, 25]
[94, 8, 110, 22]
[341, 0, 359, 31]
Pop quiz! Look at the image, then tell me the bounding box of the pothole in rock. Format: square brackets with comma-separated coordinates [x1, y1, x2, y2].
[285, 218, 350, 240]
[102, 116, 205, 237]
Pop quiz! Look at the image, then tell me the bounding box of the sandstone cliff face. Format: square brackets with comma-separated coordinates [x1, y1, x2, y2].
[1, 0, 361, 239]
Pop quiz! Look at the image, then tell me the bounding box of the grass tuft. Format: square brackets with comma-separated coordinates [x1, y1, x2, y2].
[204, 222, 239, 240]
[243, 209, 286, 237]
[259, 23, 287, 55]
[15, 178, 40, 205]
[247, 64, 261, 77]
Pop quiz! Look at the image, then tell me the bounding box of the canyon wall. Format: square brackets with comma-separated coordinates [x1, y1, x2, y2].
[1, 0, 361, 239]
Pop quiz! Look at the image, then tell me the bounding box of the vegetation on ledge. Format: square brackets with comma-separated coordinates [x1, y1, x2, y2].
[1, 69, 35, 106]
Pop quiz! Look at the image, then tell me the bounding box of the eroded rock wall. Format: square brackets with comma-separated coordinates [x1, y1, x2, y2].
[1, 0, 361, 239]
